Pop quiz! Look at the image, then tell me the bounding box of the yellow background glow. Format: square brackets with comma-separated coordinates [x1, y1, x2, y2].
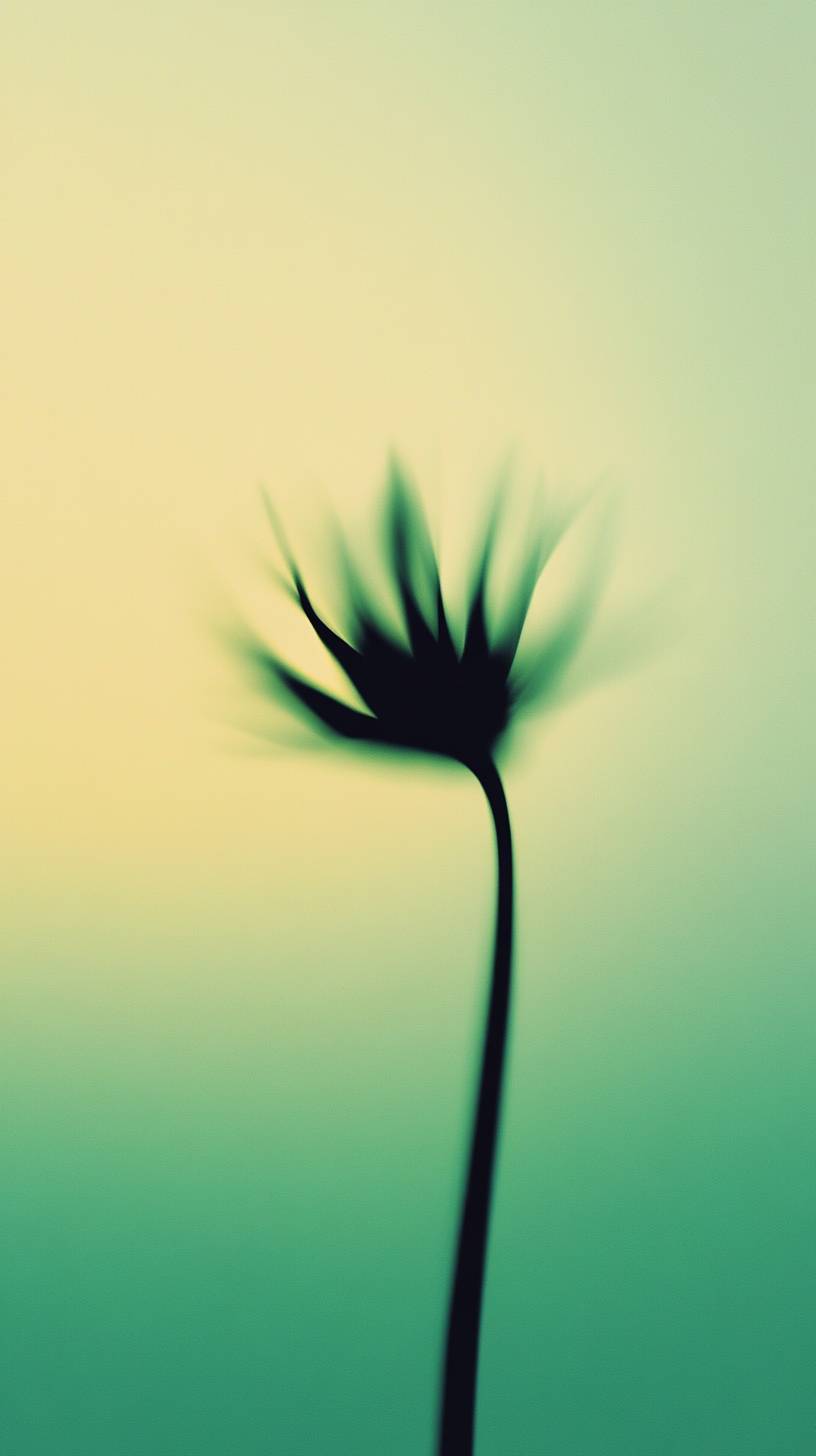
[2, 3, 814, 1452]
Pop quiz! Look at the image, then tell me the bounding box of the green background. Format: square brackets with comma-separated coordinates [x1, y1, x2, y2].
[2, 2, 814, 1451]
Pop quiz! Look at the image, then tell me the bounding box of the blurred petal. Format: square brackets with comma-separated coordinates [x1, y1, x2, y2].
[494, 503, 577, 672]
[273, 662, 383, 742]
[292, 570, 361, 674]
[262, 489, 389, 713]
[385, 459, 440, 654]
[250, 640, 382, 742]
[512, 506, 615, 706]
[462, 493, 502, 663]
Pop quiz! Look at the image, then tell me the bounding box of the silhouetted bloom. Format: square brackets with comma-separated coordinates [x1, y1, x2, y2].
[229, 459, 613, 1456]
[239, 461, 606, 771]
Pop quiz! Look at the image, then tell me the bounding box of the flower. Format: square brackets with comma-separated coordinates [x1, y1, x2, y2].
[237, 460, 608, 772]
[223, 458, 621, 1456]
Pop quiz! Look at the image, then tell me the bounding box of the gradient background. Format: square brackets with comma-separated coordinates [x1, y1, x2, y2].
[2, 3, 814, 1452]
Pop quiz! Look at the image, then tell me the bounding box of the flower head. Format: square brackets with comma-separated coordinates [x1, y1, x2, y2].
[236, 462, 609, 771]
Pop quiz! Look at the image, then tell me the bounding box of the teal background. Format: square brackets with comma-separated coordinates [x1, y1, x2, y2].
[2, 1, 814, 1452]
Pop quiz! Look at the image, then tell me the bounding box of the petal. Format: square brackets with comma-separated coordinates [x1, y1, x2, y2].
[494, 506, 575, 673]
[462, 493, 502, 663]
[385, 460, 441, 655]
[262, 492, 385, 714]
[512, 529, 613, 706]
[250, 640, 383, 743]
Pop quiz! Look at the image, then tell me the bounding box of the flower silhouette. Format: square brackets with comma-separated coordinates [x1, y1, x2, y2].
[242, 464, 606, 770]
[231, 461, 612, 1455]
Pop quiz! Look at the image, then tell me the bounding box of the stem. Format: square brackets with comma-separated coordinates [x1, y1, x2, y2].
[437, 758, 514, 1456]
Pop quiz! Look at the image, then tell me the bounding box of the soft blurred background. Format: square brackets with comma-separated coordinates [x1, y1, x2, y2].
[2, 2, 814, 1452]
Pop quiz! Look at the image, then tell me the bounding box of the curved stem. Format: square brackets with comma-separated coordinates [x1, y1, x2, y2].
[437, 758, 514, 1456]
